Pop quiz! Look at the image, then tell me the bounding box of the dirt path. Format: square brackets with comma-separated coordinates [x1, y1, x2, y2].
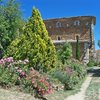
[64, 68, 96, 100]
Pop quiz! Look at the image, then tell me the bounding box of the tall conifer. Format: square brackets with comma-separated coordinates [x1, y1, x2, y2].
[6, 8, 56, 72]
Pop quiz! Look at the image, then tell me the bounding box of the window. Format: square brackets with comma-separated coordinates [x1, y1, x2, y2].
[75, 34, 80, 40]
[56, 22, 62, 28]
[74, 20, 80, 26]
[76, 35, 79, 40]
[49, 26, 52, 28]
[66, 24, 69, 27]
[57, 36, 61, 40]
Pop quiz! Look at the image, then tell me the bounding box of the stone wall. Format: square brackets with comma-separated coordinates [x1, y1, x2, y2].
[54, 41, 89, 64]
[96, 50, 100, 62]
[44, 16, 96, 41]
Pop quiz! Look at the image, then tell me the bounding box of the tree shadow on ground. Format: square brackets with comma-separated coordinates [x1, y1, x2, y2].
[87, 67, 100, 77]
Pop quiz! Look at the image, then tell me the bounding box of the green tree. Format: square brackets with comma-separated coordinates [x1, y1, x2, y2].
[76, 36, 80, 60]
[98, 40, 100, 48]
[0, 0, 24, 57]
[5, 8, 56, 72]
[57, 42, 72, 64]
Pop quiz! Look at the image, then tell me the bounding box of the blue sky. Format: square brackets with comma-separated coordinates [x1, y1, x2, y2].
[19, 0, 100, 50]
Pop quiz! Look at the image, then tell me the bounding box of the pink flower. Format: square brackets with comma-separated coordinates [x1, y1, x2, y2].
[21, 72, 25, 76]
[17, 68, 22, 73]
[17, 77, 20, 80]
[4, 57, 14, 63]
[32, 80, 35, 84]
[41, 78, 45, 82]
[0, 59, 5, 65]
[38, 87, 42, 91]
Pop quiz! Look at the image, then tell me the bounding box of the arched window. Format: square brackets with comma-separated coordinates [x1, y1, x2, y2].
[56, 22, 62, 28]
[74, 20, 80, 26]
[75, 34, 80, 40]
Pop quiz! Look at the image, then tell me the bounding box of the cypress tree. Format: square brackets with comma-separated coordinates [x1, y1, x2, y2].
[6, 8, 56, 72]
[76, 36, 80, 60]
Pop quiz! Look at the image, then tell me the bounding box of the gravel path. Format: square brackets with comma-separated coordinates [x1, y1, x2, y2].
[64, 73, 93, 100]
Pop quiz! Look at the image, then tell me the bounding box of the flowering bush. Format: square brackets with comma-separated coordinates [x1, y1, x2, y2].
[0, 57, 53, 96]
[0, 57, 29, 68]
[0, 57, 29, 86]
[50, 62, 86, 90]
[26, 68, 53, 96]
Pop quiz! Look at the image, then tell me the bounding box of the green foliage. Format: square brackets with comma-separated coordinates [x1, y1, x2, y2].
[50, 58, 87, 90]
[87, 59, 95, 67]
[0, 65, 18, 87]
[51, 69, 78, 90]
[5, 8, 56, 72]
[57, 42, 72, 64]
[0, 0, 24, 57]
[70, 62, 86, 79]
[76, 36, 80, 60]
[94, 62, 100, 67]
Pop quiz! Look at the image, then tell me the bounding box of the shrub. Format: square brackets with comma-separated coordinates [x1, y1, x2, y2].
[50, 58, 86, 90]
[57, 42, 72, 64]
[70, 62, 86, 79]
[94, 62, 99, 66]
[26, 68, 53, 96]
[51, 67, 79, 90]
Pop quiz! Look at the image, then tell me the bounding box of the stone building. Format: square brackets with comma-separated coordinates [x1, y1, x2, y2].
[96, 50, 100, 62]
[44, 16, 96, 64]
